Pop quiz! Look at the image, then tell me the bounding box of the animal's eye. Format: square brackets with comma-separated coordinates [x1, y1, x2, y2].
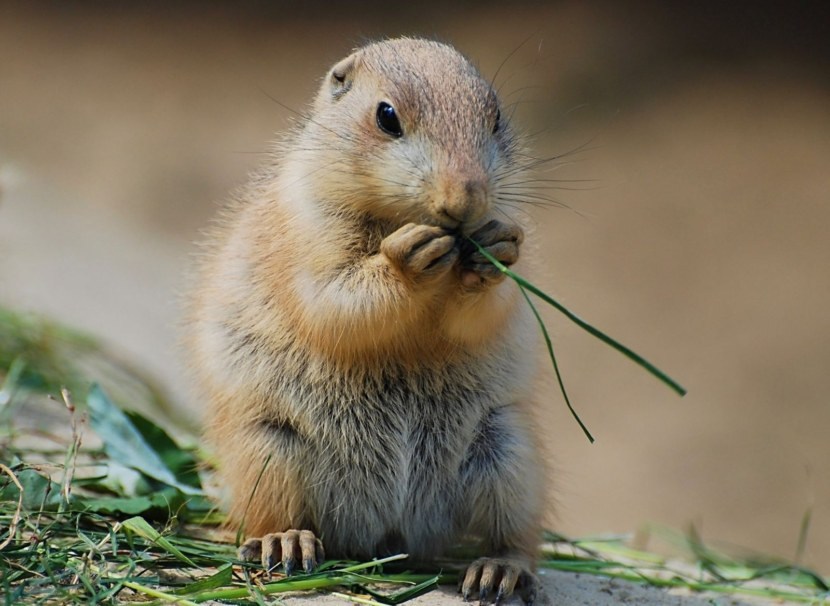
[376, 102, 403, 138]
[493, 109, 501, 134]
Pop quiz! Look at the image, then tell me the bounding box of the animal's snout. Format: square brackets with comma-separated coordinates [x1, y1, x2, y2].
[441, 177, 489, 225]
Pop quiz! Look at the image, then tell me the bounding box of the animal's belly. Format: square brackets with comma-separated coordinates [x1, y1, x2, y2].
[285, 354, 512, 559]
[308, 416, 468, 560]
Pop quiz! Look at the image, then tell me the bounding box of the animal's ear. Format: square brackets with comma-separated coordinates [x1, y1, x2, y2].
[328, 53, 359, 99]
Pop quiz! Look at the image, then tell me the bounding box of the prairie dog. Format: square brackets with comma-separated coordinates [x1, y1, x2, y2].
[186, 38, 548, 604]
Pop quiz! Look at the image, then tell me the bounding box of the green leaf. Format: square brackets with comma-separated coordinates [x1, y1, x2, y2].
[0, 464, 65, 510]
[126, 411, 202, 490]
[97, 461, 154, 497]
[75, 491, 181, 516]
[120, 516, 198, 567]
[87, 384, 202, 496]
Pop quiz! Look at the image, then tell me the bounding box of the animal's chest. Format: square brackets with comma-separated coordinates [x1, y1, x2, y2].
[302, 362, 493, 558]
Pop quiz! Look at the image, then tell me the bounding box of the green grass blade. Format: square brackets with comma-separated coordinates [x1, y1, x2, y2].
[0, 356, 25, 412]
[469, 238, 686, 396]
[357, 573, 443, 604]
[331, 592, 390, 606]
[123, 581, 201, 606]
[236, 452, 273, 547]
[519, 285, 594, 442]
[795, 507, 812, 565]
[119, 516, 198, 568]
[338, 553, 409, 572]
[171, 564, 234, 595]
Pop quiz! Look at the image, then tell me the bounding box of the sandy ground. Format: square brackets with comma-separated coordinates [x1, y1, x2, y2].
[1, 3, 829, 603]
[266, 571, 779, 606]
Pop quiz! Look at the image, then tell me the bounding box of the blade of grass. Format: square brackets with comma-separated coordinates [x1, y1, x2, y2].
[542, 531, 830, 603]
[123, 581, 201, 606]
[331, 592, 389, 606]
[469, 238, 686, 396]
[185, 556, 426, 603]
[236, 452, 273, 547]
[518, 285, 594, 442]
[541, 559, 826, 603]
[170, 564, 234, 595]
[795, 507, 812, 565]
[188, 573, 441, 603]
[338, 553, 409, 572]
[0, 355, 25, 410]
[0, 463, 24, 550]
[118, 516, 198, 567]
[185, 573, 365, 602]
[58, 388, 82, 511]
[357, 573, 445, 604]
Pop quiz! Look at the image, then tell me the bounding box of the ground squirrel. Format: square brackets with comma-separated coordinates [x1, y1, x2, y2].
[186, 38, 549, 604]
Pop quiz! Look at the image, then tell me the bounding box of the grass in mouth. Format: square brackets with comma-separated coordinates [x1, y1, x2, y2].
[1, 307, 826, 605]
[468, 237, 686, 443]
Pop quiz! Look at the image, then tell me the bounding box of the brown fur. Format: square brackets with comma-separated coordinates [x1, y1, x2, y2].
[185, 37, 548, 602]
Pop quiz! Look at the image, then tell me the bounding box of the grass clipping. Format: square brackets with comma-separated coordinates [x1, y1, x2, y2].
[0, 305, 826, 605]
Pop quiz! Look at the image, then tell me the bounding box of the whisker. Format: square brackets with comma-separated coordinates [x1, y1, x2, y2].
[258, 87, 358, 147]
[494, 201, 535, 222]
[489, 32, 539, 94]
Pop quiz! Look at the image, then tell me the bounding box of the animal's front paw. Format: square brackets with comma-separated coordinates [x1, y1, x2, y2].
[238, 529, 325, 575]
[459, 557, 548, 605]
[460, 220, 523, 290]
[381, 223, 458, 283]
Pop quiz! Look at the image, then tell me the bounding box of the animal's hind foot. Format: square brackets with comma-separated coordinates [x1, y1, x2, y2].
[459, 556, 549, 605]
[238, 529, 325, 576]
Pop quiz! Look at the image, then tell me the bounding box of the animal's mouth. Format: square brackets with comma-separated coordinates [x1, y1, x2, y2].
[434, 209, 461, 230]
[429, 209, 492, 236]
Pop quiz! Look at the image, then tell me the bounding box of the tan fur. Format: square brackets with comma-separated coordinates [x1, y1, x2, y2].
[185, 37, 548, 598]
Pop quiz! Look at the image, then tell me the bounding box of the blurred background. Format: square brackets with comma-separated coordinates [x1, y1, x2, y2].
[1, 1, 828, 571]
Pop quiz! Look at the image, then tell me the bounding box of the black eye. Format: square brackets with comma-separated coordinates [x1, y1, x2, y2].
[493, 109, 501, 134]
[376, 102, 403, 138]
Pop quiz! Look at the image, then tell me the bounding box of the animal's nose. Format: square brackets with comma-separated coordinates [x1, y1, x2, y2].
[443, 178, 488, 224]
